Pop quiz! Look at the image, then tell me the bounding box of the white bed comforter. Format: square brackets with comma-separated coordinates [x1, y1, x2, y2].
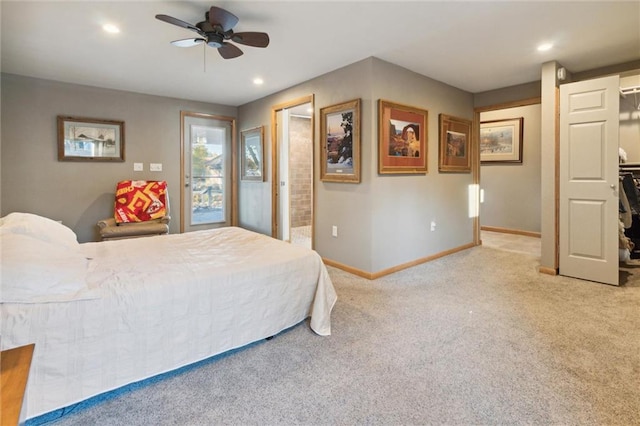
[1, 227, 337, 420]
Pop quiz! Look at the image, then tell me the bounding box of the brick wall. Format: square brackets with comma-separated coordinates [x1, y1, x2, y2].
[289, 116, 312, 227]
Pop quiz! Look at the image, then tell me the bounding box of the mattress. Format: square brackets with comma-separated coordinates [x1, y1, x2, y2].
[1, 226, 337, 420]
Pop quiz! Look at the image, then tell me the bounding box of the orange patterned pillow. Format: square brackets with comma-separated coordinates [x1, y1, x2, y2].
[114, 180, 167, 223]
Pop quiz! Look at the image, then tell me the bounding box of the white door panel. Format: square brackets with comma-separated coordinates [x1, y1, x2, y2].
[568, 200, 604, 258]
[559, 75, 619, 285]
[568, 122, 606, 179]
[278, 109, 290, 242]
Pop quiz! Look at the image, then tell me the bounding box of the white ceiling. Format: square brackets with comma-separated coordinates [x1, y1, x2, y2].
[1, 1, 639, 107]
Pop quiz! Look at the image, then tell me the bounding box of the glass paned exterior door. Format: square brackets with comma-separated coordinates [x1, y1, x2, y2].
[190, 125, 226, 225]
[181, 112, 233, 232]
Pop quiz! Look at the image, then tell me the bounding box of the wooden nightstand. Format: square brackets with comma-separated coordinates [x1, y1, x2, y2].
[1, 344, 35, 426]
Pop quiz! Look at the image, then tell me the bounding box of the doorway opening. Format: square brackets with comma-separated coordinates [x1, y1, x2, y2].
[475, 99, 542, 256]
[271, 96, 314, 249]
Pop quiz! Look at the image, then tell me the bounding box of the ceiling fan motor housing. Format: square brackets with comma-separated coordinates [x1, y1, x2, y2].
[206, 33, 224, 48]
[196, 20, 225, 48]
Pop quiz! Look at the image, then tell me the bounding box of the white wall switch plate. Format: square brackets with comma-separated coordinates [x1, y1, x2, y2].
[332, 225, 338, 237]
[133, 162, 143, 171]
[150, 163, 162, 172]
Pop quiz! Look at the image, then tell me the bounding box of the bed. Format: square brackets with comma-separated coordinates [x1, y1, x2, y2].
[0, 212, 337, 421]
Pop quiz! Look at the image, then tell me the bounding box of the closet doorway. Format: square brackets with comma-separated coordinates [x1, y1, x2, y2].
[559, 72, 640, 286]
[271, 95, 314, 249]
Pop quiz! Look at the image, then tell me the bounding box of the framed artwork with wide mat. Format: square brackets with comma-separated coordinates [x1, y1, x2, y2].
[378, 100, 428, 174]
[480, 117, 523, 164]
[320, 99, 361, 183]
[57, 116, 124, 162]
[240, 126, 265, 181]
[439, 114, 472, 173]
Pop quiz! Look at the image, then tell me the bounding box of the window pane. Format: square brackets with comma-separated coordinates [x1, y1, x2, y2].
[190, 125, 225, 225]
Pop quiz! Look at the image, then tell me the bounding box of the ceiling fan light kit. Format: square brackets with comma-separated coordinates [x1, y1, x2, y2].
[155, 6, 269, 59]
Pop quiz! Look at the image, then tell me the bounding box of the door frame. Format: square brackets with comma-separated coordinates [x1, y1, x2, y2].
[180, 110, 237, 233]
[270, 95, 315, 244]
[473, 97, 541, 247]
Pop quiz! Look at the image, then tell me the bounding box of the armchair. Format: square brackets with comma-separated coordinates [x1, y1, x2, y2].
[97, 180, 170, 241]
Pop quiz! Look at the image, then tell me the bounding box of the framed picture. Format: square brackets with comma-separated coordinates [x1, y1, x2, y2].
[240, 126, 265, 181]
[378, 100, 428, 174]
[439, 114, 472, 173]
[320, 98, 361, 183]
[480, 117, 524, 164]
[57, 116, 124, 161]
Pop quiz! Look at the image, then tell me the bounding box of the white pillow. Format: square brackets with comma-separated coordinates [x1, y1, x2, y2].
[0, 212, 79, 250]
[0, 233, 98, 303]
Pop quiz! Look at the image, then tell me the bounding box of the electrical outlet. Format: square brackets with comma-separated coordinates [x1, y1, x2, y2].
[150, 163, 162, 172]
[332, 225, 338, 237]
[430, 221, 436, 231]
[133, 162, 143, 171]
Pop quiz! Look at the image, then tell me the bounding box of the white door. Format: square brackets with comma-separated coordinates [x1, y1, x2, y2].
[181, 112, 234, 233]
[277, 108, 291, 242]
[559, 75, 620, 285]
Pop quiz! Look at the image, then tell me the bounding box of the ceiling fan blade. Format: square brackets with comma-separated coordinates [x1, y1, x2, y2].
[170, 38, 205, 48]
[218, 43, 243, 59]
[208, 6, 238, 32]
[231, 32, 270, 48]
[156, 14, 205, 36]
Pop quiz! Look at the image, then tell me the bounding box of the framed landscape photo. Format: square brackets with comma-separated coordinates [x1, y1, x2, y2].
[378, 100, 428, 174]
[439, 114, 472, 173]
[240, 126, 265, 181]
[480, 117, 524, 164]
[320, 98, 361, 183]
[57, 116, 124, 161]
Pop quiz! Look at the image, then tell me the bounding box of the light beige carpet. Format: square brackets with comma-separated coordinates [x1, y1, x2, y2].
[481, 230, 541, 257]
[38, 244, 640, 425]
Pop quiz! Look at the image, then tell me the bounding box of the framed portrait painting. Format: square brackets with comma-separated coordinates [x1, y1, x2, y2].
[439, 114, 472, 173]
[57, 116, 124, 161]
[480, 117, 524, 164]
[320, 98, 361, 183]
[240, 126, 265, 181]
[378, 100, 428, 174]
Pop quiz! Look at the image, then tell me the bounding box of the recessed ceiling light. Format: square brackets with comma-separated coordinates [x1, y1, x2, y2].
[253, 78, 264, 85]
[103, 24, 120, 34]
[537, 43, 553, 52]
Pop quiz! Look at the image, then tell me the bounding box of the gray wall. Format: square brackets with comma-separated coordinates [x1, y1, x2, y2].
[238, 58, 475, 274]
[369, 59, 475, 272]
[238, 58, 375, 271]
[2, 60, 478, 275]
[474, 81, 541, 109]
[480, 104, 542, 233]
[1, 73, 236, 243]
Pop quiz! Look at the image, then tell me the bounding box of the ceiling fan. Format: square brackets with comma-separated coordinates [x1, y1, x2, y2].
[155, 6, 269, 59]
